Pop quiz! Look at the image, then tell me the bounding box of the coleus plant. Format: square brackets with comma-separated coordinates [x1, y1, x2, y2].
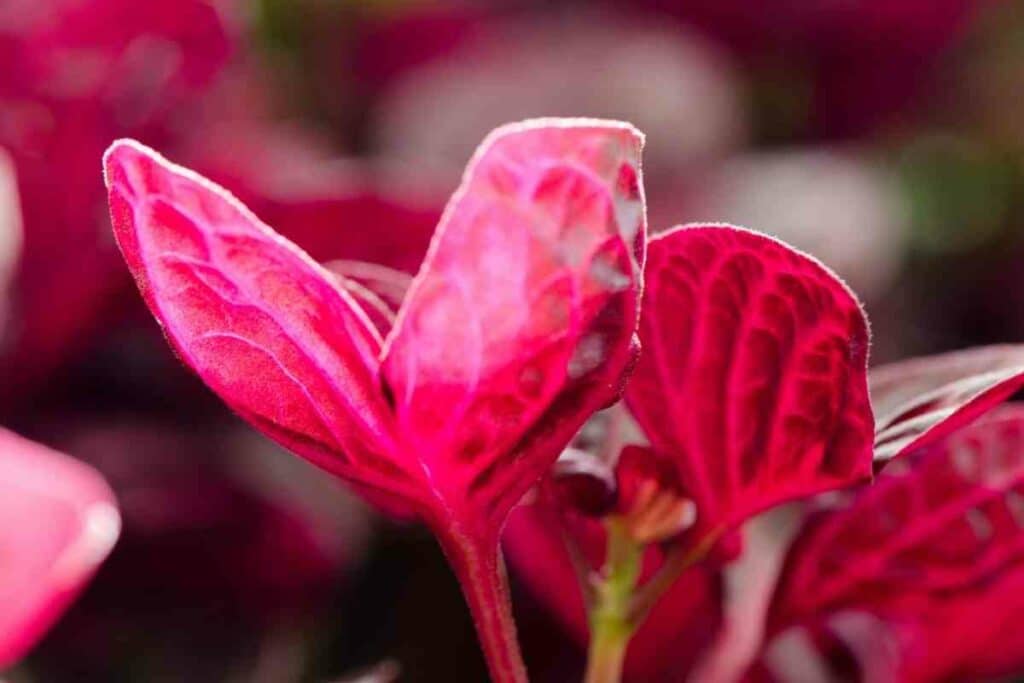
[504, 226, 1024, 682]
[0, 428, 120, 670]
[103, 118, 647, 682]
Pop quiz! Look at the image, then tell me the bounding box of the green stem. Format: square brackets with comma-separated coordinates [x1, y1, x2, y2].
[584, 519, 642, 683]
[583, 525, 723, 683]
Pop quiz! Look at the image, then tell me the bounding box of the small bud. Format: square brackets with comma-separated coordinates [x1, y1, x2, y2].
[615, 445, 695, 545]
[551, 447, 617, 517]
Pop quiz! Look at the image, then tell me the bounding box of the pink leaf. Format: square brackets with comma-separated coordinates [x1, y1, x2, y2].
[769, 404, 1024, 681]
[0, 428, 119, 668]
[626, 224, 874, 546]
[103, 140, 413, 505]
[381, 119, 646, 536]
[870, 344, 1024, 464]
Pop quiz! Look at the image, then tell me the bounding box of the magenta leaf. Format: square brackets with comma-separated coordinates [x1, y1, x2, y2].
[0, 428, 119, 668]
[626, 224, 874, 547]
[870, 344, 1024, 464]
[104, 119, 646, 683]
[769, 404, 1024, 681]
[381, 119, 646, 538]
[103, 141, 413, 507]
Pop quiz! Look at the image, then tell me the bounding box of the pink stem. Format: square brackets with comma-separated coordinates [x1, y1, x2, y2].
[436, 525, 529, 683]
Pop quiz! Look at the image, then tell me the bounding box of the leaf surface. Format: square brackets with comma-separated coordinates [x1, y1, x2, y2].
[381, 119, 646, 533]
[626, 225, 874, 545]
[104, 141, 411, 501]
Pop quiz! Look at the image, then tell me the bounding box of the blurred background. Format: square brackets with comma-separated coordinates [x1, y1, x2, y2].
[2, 0, 1024, 680]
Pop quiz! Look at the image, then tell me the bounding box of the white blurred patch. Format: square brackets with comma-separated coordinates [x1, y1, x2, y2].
[762, 626, 835, 683]
[373, 12, 746, 176]
[51, 501, 121, 588]
[691, 504, 805, 682]
[684, 150, 908, 299]
[0, 149, 23, 327]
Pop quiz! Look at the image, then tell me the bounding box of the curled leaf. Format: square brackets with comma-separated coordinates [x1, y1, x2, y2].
[870, 344, 1024, 464]
[615, 445, 696, 545]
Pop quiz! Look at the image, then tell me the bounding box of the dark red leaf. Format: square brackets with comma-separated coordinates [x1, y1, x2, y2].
[870, 344, 1024, 464]
[0, 0, 232, 400]
[626, 224, 874, 547]
[551, 446, 619, 517]
[769, 404, 1024, 681]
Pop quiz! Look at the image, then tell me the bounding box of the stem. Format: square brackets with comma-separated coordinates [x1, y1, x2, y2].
[584, 519, 642, 683]
[583, 524, 723, 683]
[628, 527, 722, 624]
[436, 526, 528, 683]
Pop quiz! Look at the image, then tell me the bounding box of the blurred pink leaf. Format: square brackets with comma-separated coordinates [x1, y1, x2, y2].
[871, 344, 1024, 464]
[184, 118, 445, 276]
[626, 225, 874, 548]
[0, 428, 119, 669]
[0, 148, 22, 324]
[0, 0, 232, 398]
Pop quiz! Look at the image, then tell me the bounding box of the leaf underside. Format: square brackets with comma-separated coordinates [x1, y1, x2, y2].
[870, 344, 1024, 464]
